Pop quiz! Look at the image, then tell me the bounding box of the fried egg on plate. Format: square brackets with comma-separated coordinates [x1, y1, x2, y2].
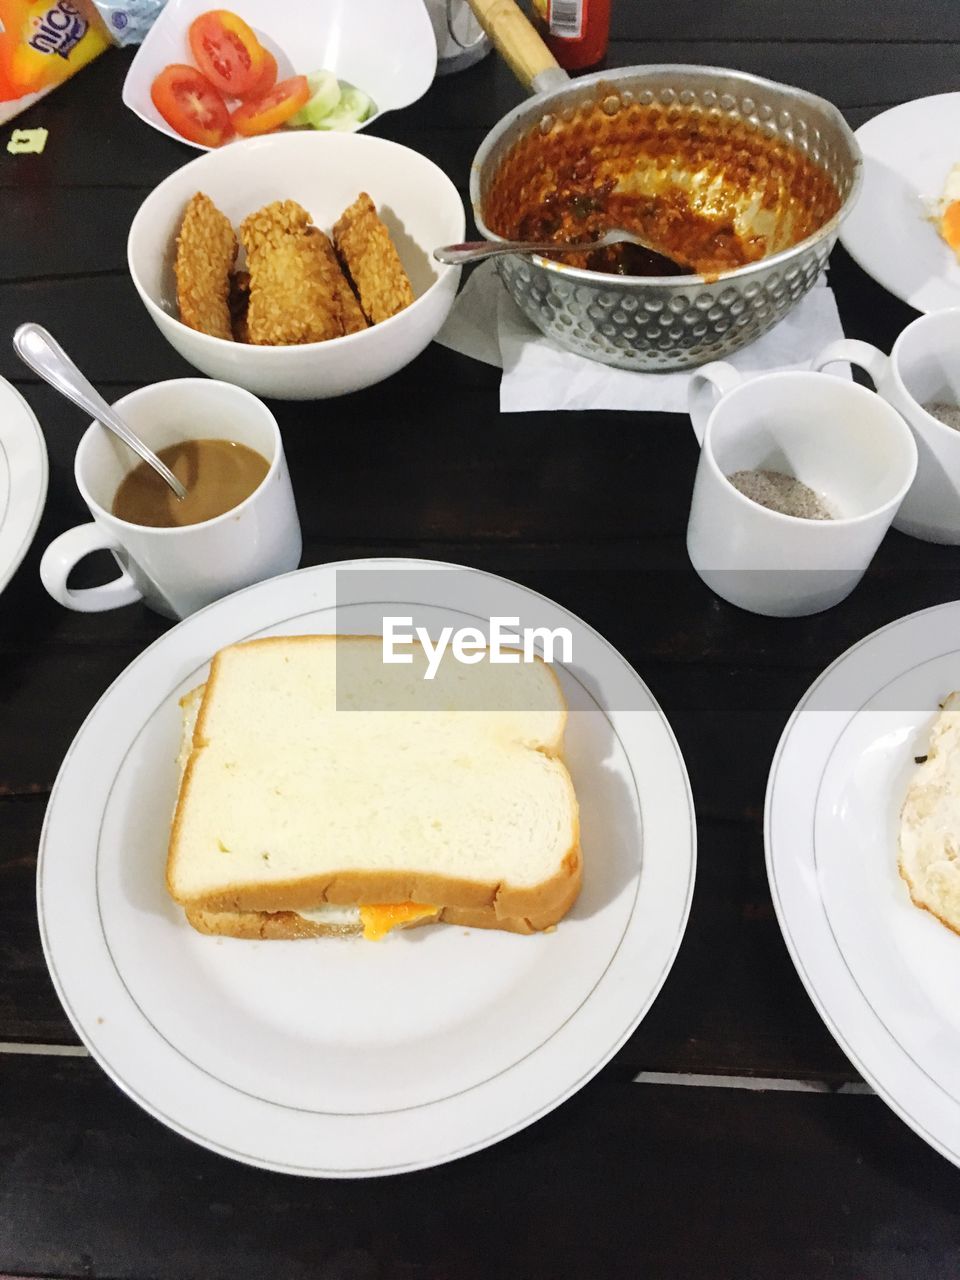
[899, 691, 960, 935]
[923, 163, 960, 262]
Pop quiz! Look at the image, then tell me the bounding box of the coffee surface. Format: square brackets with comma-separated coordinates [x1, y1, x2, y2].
[112, 439, 269, 528]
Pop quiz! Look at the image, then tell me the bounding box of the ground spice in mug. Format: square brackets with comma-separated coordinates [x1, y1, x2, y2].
[924, 401, 960, 432]
[726, 468, 834, 520]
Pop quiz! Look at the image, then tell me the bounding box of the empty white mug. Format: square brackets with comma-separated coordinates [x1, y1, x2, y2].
[686, 363, 917, 617]
[815, 308, 960, 544]
[40, 378, 302, 619]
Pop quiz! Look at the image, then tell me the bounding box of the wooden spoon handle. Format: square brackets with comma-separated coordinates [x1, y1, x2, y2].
[466, 0, 568, 94]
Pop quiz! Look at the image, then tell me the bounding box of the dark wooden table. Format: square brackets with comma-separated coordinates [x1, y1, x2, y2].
[3, 6, 960, 1276]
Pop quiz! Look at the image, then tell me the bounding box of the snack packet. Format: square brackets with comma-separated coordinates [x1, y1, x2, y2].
[0, 0, 111, 124]
[87, 0, 166, 46]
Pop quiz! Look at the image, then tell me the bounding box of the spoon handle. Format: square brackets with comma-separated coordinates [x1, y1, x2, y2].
[433, 239, 595, 265]
[12, 323, 188, 501]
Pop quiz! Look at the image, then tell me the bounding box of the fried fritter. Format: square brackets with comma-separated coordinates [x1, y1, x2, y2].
[333, 192, 414, 325]
[238, 200, 343, 345]
[175, 192, 237, 341]
[308, 228, 368, 335]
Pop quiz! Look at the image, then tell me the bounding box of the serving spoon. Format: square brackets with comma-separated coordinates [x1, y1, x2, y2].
[13, 323, 188, 501]
[433, 228, 688, 270]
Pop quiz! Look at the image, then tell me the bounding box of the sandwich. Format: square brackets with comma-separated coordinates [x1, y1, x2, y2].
[899, 691, 960, 934]
[166, 635, 581, 940]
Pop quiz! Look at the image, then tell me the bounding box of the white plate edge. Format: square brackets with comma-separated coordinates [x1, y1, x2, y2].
[764, 600, 960, 1168]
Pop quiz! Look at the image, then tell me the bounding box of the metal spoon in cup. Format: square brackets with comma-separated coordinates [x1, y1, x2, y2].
[433, 228, 688, 270]
[12, 323, 188, 501]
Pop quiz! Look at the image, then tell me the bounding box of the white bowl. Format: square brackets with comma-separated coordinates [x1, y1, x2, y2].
[122, 0, 437, 151]
[127, 131, 464, 400]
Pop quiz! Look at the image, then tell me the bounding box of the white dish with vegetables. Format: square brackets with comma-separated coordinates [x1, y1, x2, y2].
[122, 0, 437, 151]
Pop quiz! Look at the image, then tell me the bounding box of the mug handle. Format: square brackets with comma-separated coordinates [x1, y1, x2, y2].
[446, 0, 487, 49]
[40, 522, 143, 613]
[813, 338, 889, 387]
[688, 361, 742, 445]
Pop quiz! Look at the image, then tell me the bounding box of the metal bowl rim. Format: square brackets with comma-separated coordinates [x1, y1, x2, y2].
[470, 62, 863, 289]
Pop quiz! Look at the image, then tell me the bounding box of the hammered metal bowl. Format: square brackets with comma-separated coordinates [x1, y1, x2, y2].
[471, 66, 862, 371]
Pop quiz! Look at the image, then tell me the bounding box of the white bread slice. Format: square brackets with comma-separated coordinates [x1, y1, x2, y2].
[899, 691, 960, 935]
[167, 636, 581, 935]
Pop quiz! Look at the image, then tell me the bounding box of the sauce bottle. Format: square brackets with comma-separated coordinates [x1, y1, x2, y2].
[530, 0, 611, 73]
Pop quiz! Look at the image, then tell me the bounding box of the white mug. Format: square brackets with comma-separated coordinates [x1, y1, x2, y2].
[815, 309, 960, 544]
[686, 363, 918, 617]
[40, 379, 302, 619]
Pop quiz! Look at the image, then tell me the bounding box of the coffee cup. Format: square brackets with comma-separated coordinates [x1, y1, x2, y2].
[686, 362, 918, 617]
[815, 309, 960, 544]
[40, 378, 301, 619]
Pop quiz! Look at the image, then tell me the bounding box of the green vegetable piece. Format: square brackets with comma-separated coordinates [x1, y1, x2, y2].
[313, 84, 375, 132]
[288, 69, 341, 128]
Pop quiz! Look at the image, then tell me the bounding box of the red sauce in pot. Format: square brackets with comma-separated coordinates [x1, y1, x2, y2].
[483, 91, 842, 277]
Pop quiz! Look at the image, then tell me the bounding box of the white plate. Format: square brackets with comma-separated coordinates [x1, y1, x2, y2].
[766, 601, 960, 1166]
[0, 377, 48, 595]
[840, 95, 960, 312]
[122, 0, 437, 151]
[38, 559, 695, 1177]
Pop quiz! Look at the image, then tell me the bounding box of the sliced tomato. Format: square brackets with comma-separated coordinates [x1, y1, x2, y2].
[188, 10, 267, 98]
[230, 75, 310, 136]
[151, 64, 232, 147]
[235, 48, 277, 102]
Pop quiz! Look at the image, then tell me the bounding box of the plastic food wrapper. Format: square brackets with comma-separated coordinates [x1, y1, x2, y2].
[7, 123, 47, 149]
[0, 0, 161, 125]
[87, 0, 166, 46]
[0, 0, 110, 124]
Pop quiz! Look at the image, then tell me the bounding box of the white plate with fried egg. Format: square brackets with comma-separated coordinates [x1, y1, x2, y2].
[766, 600, 960, 1168]
[840, 95, 960, 312]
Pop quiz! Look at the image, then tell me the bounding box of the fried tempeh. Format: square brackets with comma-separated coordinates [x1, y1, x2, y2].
[308, 228, 368, 335]
[333, 192, 414, 325]
[239, 200, 343, 345]
[175, 192, 237, 341]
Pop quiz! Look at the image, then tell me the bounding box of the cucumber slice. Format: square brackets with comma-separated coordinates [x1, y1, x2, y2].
[288, 69, 341, 128]
[313, 84, 376, 131]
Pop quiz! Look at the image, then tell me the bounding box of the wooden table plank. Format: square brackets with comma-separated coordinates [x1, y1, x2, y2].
[0, 189, 145, 283]
[1, 1055, 958, 1280]
[1, 44, 954, 196]
[0, 798, 60, 1043]
[1, 538, 957, 797]
[0, 234, 919, 394]
[408, 39, 960, 119]
[609, 0, 960, 40]
[0, 787, 856, 1081]
[0, 249, 926, 567]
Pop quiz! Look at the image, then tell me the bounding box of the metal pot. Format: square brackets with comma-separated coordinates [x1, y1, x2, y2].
[467, 2, 862, 371]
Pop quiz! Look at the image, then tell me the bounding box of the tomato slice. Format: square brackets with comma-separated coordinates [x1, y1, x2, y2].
[188, 10, 267, 98]
[151, 64, 232, 147]
[234, 48, 277, 102]
[230, 75, 310, 136]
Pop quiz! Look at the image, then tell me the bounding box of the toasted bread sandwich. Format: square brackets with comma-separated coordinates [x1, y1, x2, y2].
[167, 636, 581, 940]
